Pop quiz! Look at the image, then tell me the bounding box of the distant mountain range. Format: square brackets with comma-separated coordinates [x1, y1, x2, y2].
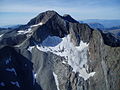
[0, 25, 22, 29]
[80, 19, 120, 28]
[79, 19, 120, 30]
[106, 25, 120, 30]
[87, 23, 105, 30]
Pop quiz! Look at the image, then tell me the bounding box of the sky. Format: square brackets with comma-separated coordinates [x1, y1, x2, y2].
[0, 0, 120, 26]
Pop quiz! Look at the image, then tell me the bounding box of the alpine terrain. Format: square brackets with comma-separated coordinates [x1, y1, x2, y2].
[0, 10, 120, 90]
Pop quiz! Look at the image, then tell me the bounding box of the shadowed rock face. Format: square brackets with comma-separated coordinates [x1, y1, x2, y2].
[63, 14, 79, 23]
[100, 30, 120, 47]
[0, 10, 120, 90]
[27, 10, 59, 25]
[28, 10, 93, 46]
[0, 46, 42, 90]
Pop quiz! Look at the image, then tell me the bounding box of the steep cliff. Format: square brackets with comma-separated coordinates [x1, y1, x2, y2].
[0, 46, 42, 90]
[88, 30, 120, 90]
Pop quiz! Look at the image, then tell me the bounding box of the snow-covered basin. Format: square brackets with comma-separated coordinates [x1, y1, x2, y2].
[28, 34, 95, 80]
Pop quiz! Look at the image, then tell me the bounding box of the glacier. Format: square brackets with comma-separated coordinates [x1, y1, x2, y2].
[28, 34, 95, 80]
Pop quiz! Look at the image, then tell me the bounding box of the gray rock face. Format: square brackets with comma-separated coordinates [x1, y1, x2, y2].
[69, 23, 93, 45]
[88, 30, 120, 90]
[0, 30, 27, 46]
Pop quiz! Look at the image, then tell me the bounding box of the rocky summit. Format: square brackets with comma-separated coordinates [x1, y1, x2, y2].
[0, 10, 120, 90]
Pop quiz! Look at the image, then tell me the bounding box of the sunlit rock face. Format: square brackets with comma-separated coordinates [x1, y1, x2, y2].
[0, 10, 120, 90]
[88, 30, 120, 90]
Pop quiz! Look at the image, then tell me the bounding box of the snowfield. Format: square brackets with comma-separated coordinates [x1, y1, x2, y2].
[28, 34, 95, 80]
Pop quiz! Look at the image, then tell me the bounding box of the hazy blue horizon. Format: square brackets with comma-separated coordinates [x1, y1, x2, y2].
[0, 0, 120, 26]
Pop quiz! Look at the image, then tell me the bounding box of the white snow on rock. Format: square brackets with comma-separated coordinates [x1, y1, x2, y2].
[17, 28, 32, 35]
[17, 22, 43, 35]
[27, 46, 35, 53]
[6, 68, 17, 76]
[53, 72, 60, 90]
[33, 34, 95, 80]
[76, 41, 89, 51]
[79, 68, 96, 80]
[30, 22, 43, 28]
[11, 81, 20, 87]
[0, 34, 4, 38]
[62, 60, 67, 64]
[34, 73, 37, 78]
[15, 22, 43, 47]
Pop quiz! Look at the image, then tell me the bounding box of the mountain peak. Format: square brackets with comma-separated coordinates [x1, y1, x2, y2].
[27, 10, 79, 26]
[44, 10, 58, 15]
[27, 10, 59, 26]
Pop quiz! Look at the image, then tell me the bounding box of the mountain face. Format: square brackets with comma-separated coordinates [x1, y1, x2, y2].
[0, 46, 38, 90]
[0, 10, 120, 90]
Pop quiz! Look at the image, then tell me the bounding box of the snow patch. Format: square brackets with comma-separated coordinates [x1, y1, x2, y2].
[27, 46, 35, 53]
[62, 60, 67, 64]
[6, 68, 17, 76]
[36, 35, 71, 58]
[0, 34, 4, 38]
[34, 73, 37, 78]
[17, 22, 43, 35]
[76, 41, 89, 51]
[17, 28, 32, 35]
[53, 72, 60, 90]
[35, 34, 95, 80]
[11, 81, 20, 87]
[79, 68, 96, 80]
[31, 22, 43, 28]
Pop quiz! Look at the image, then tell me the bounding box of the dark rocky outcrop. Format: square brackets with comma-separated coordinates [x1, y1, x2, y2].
[0, 46, 42, 90]
[100, 31, 120, 47]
